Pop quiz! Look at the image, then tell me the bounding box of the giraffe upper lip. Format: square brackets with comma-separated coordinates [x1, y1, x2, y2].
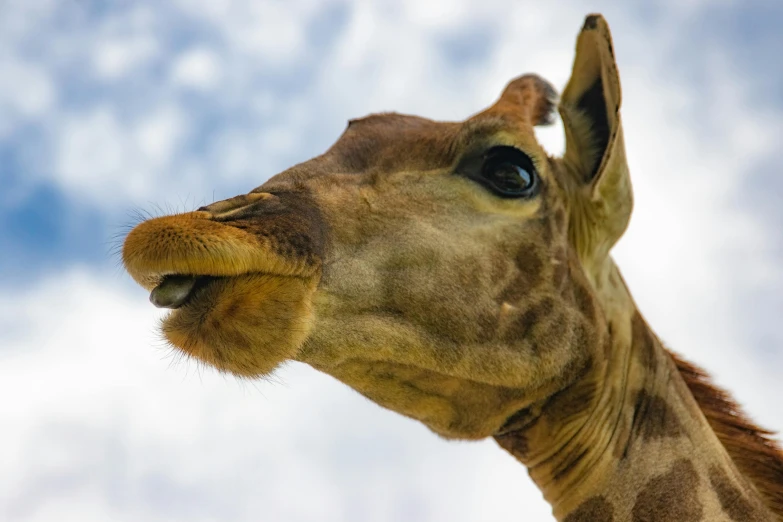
[122, 210, 321, 293]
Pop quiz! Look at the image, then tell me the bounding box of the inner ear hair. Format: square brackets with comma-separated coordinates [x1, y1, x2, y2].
[559, 13, 622, 186]
[575, 77, 610, 181]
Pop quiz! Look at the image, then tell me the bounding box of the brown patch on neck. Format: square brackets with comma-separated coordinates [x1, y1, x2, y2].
[674, 353, 783, 519]
[631, 458, 703, 522]
[709, 465, 769, 522]
[618, 389, 684, 459]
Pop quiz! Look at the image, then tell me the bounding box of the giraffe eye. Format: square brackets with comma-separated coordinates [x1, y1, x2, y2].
[477, 146, 539, 198]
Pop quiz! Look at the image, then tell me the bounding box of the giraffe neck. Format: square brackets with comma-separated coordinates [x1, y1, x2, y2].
[494, 262, 774, 521]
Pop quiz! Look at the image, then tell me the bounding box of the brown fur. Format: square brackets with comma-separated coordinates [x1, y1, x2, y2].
[121, 13, 782, 522]
[674, 353, 783, 519]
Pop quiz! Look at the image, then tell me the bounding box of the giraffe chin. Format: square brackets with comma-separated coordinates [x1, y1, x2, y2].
[160, 272, 319, 377]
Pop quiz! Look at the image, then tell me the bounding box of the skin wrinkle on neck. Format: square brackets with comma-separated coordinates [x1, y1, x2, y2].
[497, 259, 773, 521]
[512, 261, 624, 479]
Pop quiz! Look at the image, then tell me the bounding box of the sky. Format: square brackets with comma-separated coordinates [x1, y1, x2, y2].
[1, 1, 782, 521]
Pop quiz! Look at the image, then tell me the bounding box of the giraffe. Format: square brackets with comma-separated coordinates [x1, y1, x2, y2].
[122, 14, 783, 521]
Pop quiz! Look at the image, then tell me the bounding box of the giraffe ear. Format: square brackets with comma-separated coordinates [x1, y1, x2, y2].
[559, 14, 632, 266]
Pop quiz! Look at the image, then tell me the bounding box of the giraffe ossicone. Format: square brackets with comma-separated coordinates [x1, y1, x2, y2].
[123, 13, 783, 521]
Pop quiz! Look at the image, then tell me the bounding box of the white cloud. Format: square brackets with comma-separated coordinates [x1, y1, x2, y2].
[0, 57, 56, 136]
[56, 108, 133, 191]
[0, 58, 55, 116]
[92, 34, 158, 80]
[399, 0, 471, 29]
[173, 0, 311, 65]
[55, 105, 190, 203]
[134, 106, 186, 166]
[170, 47, 222, 91]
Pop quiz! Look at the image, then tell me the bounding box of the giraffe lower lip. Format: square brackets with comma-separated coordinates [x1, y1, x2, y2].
[150, 275, 202, 309]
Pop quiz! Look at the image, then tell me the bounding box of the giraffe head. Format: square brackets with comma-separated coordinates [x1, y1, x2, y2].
[123, 14, 627, 440]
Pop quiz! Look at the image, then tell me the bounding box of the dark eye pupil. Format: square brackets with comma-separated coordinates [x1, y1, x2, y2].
[477, 146, 538, 197]
[458, 145, 539, 198]
[488, 162, 533, 193]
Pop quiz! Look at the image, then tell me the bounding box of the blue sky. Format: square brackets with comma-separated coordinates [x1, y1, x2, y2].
[1, 1, 782, 521]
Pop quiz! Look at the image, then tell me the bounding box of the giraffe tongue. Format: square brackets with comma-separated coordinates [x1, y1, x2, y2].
[150, 275, 198, 309]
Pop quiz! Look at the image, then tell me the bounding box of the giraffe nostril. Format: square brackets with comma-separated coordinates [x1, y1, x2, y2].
[198, 192, 276, 217]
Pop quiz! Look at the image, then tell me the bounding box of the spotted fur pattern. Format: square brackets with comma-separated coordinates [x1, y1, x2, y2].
[123, 13, 782, 522]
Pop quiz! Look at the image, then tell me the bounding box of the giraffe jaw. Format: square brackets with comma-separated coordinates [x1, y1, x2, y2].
[157, 272, 319, 377]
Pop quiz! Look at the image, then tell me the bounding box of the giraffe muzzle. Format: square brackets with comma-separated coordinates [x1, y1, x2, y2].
[121, 190, 327, 376]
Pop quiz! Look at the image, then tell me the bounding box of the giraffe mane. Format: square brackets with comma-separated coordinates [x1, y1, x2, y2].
[672, 351, 783, 520]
